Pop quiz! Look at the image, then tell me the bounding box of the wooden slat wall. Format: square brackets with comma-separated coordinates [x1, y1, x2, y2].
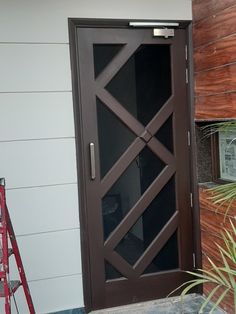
[193, 0, 236, 120]
[192, 0, 236, 23]
[193, 2, 236, 312]
[199, 188, 235, 313]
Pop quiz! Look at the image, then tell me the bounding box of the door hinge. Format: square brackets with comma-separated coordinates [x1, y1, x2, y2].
[193, 253, 196, 268]
[190, 192, 193, 208]
[185, 68, 189, 84]
[187, 131, 191, 146]
[185, 45, 188, 61]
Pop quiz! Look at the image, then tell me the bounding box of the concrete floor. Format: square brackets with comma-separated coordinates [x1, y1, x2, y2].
[90, 294, 225, 314]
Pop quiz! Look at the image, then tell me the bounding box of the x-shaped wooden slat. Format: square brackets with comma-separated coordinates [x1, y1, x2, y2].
[104, 212, 179, 278]
[95, 42, 178, 279]
[104, 165, 176, 250]
[97, 88, 176, 197]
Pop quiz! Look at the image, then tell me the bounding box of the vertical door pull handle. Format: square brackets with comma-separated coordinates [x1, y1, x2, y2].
[89, 143, 96, 180]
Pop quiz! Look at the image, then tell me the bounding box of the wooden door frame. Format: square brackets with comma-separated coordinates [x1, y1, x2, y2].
[68, 18, 201, 312]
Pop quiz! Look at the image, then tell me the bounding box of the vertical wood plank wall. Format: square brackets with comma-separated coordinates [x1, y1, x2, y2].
[193, 1, 236, 313]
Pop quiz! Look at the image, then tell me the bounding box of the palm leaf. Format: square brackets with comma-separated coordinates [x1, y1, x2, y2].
[219, 268, 236, 277]
[199, 285, 221, 313]
[217, 233, 236, 263]
[181, 279, 210, 296]
[186, 270, 227, 286]
[209, 288, 230, 314]
[201, 120, 236, 138]
[207, 256, 231, 287]
[167, 279, 201, 297]
[219, 250, 235, 289]
[168, 218, 236, 313]
[198, 269, 231, 286]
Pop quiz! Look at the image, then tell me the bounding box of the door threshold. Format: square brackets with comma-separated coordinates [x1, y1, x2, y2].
[89, 294, 225, 314]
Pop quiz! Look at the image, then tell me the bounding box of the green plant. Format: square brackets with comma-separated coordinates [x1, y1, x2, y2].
[170, 219, 236, 313]
[201, 120, 236, 138]
[208, 183, 236, 220]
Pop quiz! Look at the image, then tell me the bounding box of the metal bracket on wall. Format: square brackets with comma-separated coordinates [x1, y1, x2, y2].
[153, 28, 174, 38]
[128, 22, 177, 38]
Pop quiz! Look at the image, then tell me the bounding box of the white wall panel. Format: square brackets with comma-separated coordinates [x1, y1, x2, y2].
[0, 0, 192, 43]
[0, 138, 77, 189]
[10, 229, 82, 281]
[7, 184, 80, 235]
[0, 92, 75, 141]
[0, 274, 84, 314]
[0, 44, 71, 92]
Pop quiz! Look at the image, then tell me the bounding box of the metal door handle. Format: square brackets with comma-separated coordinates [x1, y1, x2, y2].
[89, 143, 96, 180]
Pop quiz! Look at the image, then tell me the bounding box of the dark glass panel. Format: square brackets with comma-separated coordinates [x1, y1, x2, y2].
[155, 115, 174, 153]
[102, 147, 165, 240]
[143, 231, 179, 274]
[97, 98, 136, 178]
[93, 44, 123, 78]
[106, 45, 172, 125]
[114, 177, 176, 266]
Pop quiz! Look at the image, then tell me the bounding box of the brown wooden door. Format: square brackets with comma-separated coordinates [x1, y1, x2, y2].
[73, 26, 193, 311]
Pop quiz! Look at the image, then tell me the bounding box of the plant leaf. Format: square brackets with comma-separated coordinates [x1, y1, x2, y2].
[167, 279, 200, 297]
[219, 249, 235, 289]
[181, 279, 210, 297]
[207, 257, 231, 287]
[186, 270, 225, 286]
[199, 285, 221, 313]
[209, 288, 230, 314]
[194, 269, 228, 287]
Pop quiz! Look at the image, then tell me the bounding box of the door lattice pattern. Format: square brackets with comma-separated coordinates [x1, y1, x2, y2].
[94, 42, 178, 279]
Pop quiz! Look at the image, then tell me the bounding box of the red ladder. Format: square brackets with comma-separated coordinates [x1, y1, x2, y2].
[0, 178, 35, 314]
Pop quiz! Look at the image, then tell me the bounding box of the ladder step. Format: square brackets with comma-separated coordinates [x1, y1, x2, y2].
[0, 249, 13, 262]
[0, 280, 21, 297]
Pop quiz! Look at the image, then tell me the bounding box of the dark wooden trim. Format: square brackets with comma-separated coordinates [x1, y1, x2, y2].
[68, 18, 197, 310]
[101, 138, 145, 197]
[68, 19, 93, 312]
[68, 18, 190, 29]
[105, 250, 138, 279]
[104, 271, 192, 308]
[104, 165, 176, 250]
[134, 212, 179, 275]
[147, 138, 175, 166]
[146, 97, 174, 136]
[187, 23, 202, 293]
[96, 89, 144, 136]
